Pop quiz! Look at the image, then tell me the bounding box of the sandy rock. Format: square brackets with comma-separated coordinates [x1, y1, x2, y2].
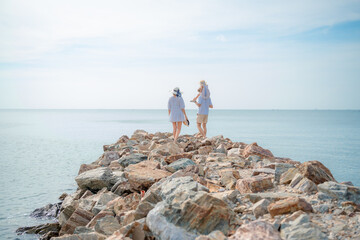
[75, 167, 117, 191]
[118, 153, 148, 168]
[165, 158, 196, 173]
[59, 208, 94, 235]
[279, 168, 300, 185]
[236, 175, 273, 194]
[251, 199, 271, 218]
[94, 215, 121, 236]
[229, 220, 281, 240]
[298, 160, 336, 185]
[268, 197, 313, 217]
[124, 160, 171, 190]
[242, 142, 274, 159]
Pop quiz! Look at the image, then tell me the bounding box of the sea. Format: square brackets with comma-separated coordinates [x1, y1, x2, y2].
[0, 109, 359, 239]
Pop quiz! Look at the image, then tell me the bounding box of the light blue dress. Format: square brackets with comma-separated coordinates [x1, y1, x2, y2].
[198, 96, 212, 115]
[168, 96, 185, 122]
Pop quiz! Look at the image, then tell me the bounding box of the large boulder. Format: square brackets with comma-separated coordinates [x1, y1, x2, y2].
[75, 167, 117, 191]
[298, 161, 336, 185]
[146, 192, 239, 239]
[118, 153, 148, 168]
[59, 208, 94, 235]
[124, 160, 171, 190]
[92, 192, 119, 215]
[236, 176, 273, 194]
[98, 151, 120, 166]
[94, 215, 121, 236]
[242, 142, 274, 159]
[317, 181, 360, 204]
[267, 197, 313, 217]
[229, 220, 281, 240]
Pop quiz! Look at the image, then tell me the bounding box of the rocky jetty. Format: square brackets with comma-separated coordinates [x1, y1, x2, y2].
[17, 130, 360, 239]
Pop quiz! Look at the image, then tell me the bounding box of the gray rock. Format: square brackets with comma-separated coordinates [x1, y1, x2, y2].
[92, 192, 119, 215]
[289, 173, 303, 188]
[118, 153, 147, 167]
[314, 204, 330, 213]
[318, 181, 360, 204]
[165, 158, 196, 173]
[99, 151, 120, 166]
[75, 167, 116, 191]
[251, 199, 271, 218]
[30, 202, 61, 219]
[293, 177, 318, 194]
[73, 226, 94, 234]
[94, 215, 121, 236]
[247, 155, 261, 162]
[16, 222, 60, 235]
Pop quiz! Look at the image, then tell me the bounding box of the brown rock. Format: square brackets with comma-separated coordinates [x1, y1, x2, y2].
[165, 152, 194, 164]
[267, 197, 313, 217]
[78, 164, 99, 175]
[87, 209, 114, 228]
[242, 142, 274, 159]
[114, 193, 141, 217]
[236, 176, 273, 194]
[198, 146, 213, 155]
[298, 160, 336, 184]
[229, 220, 281, 240]
[279, 168, 299, 185]
[124, 160, 171, 190]
[59, 208, 94, 235]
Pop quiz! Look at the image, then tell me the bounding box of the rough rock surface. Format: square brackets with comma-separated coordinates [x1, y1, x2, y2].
[268, 197, 313, 217]
[236, 175, 273, 194]
[229, 220, 282, 240]
[298, 160, 336, 185]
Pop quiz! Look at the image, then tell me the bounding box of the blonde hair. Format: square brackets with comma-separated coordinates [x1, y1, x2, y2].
[200, 80, 207, 86]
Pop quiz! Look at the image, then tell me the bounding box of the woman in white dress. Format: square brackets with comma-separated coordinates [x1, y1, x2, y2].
[168, 87, 188, 142]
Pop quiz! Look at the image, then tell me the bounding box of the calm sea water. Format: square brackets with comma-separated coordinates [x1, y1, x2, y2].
[0, 109, 359, 239]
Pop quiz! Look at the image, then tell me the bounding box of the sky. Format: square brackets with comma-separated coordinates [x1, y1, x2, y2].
[0, 0, 360, 109]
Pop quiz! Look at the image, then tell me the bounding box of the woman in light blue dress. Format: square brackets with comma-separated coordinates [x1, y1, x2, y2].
[168, 87, 188, 142]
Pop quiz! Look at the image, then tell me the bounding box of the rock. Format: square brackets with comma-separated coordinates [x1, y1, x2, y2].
[59, 208, 94, 235]
[252, 168, 275, 176]
[124, 160, 171, 190]
[229, 220, 281, 240]
[78, 164, 100, 175]
[16, 222, 60, 235]
[227, 148, 241, 157]
[51, 232, 107, 240]
[280, 168, 300, 185]
[318, 181, 360, 204]
[293, 177, 317, 193]
[268, 197, 313, 217]
[75, 167, 116, 191]
[86, 209, 114, 228]
[251, 199, 271, 218]
[289, 173, 304, 188]
[30, 203, 61, 219]
[298, 160, 336, 185]
[147, 192, 238, 239]
[98, 151, 120, 166]
[198, 146, 213, 155]
[245, 192, 300, 203]
[118, 153, 148, 168]
[280, 214, 328, 240]
[94, 215, 121, 236]
[165, 152, 194, 164]
[314, 204, 330, 213]
[113, 193, 141, 217]
[274, 163, 294, 182]
[73, 226, 94, 234]
[165, 158, 196, 173]
[236, 176, 273, 194]
[92, 192, 118, 215]
[219, 168, 240, 189]
[150, 142, 184, 158]
[242, 142, 274, 159]
[195, 230, 227, 240]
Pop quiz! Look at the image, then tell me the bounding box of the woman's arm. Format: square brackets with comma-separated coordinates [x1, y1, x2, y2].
[209, 105, 213, 108]
[181, 109, 188, 120]
[168, 109, 171, 115]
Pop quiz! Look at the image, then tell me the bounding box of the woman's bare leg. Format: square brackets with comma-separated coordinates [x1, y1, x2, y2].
[197, 123, 205, 137]
[202, 123, 207, 137]
[172, 122, 176, 139]
[174, 122, 182, 142]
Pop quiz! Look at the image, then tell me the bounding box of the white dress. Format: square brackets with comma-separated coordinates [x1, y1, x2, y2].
[168, 96, 185, 122]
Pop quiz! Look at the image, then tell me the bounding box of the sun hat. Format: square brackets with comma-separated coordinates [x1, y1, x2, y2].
[200, 80, 207, 86]
[183, 119, 190, 127]
[171, 87, 182, 97]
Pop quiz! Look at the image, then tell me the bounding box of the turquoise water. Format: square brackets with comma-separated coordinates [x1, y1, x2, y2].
[0, 109, 359, 239]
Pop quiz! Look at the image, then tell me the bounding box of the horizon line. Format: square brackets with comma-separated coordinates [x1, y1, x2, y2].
[0, 108, 359, 111]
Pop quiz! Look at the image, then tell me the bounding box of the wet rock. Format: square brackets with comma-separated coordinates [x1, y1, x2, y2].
[236, 175, 273, 194]
[75, 167, 117, 191]
[124, 160, 171, 190]
[165, 158, 196, 173]
[118, 153, 148, 168]
[318, 181, 360, 204]
[59, 208, 94, 235]
[251, 199, 271, 218]
[268, 197, 313, 217]
[94, 215, 121, 236]
[16, 222, 60, 236]
[30, 203, 61, 219]
[242, 142, 274, 159]
[298, 160, 336, 185]
[229, 220, 281, 240]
